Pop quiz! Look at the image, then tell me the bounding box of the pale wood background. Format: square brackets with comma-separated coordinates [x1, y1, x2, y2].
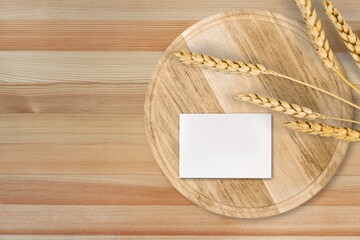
[0, 0, 359, 239]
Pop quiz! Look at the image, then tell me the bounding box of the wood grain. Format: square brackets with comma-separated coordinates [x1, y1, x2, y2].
[0, 144, 159, 175]
[0, 237, 359, 240]
[0, 0, 359, 237]
[0, 205, 359, 235]
[0, 175, 358, 206]
[0, 175, 191, 205]
[0, 114, 145, 144]
[0, 51, 160, 114]
[0, 137, 358, 176]
[145, 10, 353, 218]
[0, 20, 358, 51]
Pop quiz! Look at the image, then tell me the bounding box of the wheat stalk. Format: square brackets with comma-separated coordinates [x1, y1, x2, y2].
[294, 0, 360, 94]
[323, 0, 360, 68]
[174, 51, 360, 110]
[285, 121, 360, 142]
[235, 93, 360, 124]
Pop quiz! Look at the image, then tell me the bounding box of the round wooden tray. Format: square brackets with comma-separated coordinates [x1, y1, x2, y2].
[144, 10, 352, 218]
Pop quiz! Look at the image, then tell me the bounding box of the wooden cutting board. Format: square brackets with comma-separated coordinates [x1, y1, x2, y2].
[144, 10, 353, 218]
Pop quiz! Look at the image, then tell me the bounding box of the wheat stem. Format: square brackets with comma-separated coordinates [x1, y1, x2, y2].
[174, 51, 360, 111]
[325, 115, 360, 125]
[235, 93, 360, 125]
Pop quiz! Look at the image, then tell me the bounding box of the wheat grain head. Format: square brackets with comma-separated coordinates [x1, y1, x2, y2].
[235, 93, 323, 120]
[285, 121, 360, 142]
[294, 0, 339, 71]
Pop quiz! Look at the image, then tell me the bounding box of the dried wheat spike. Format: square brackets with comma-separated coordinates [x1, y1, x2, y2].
[173, 51, 269, 76]
[294, 0, 339, 70]
[285, 121, 360, 142]
[323, 0, 360, 68]
[235, 93, 323, 120]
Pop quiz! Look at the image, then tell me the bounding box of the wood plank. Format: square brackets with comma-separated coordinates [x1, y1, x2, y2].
[304, 176, 360, 206]
[0, 143, 357, 175]
[0, 141, 357, 176]
[0, 52, 356, 84]
[4, 149, 349, 182]
[0, 114, 146, 144]
[0, 52, 358, 114]
[0, 20, 192, 51]
[0, 51, 159, 114]
[0, 175, 189, 205]
[0, 144, 160, 175]
[0, 175, 357, 206]
[0, 109, 357, 175]
[0, 82, 147, 114]
[0, 0, 359, 21]
[0, 205, 358, 235]
[0, 236, 358, 240]
[0, 20, 358, 51]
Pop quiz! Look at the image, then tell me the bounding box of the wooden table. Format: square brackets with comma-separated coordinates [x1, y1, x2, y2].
[0, 0, 359, 238]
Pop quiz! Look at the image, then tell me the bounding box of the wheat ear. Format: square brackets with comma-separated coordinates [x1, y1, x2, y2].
[174, 51, 360, 110]
[173, 51, 269, 75]
[323, 0, 360, 68]
[294, 0, 360, 94]
[294, 0, 338, 70]
[285, 121, 360, 142]
[235, 93, 360, 124]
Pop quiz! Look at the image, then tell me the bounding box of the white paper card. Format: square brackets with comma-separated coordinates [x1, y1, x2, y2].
[179, 114, 272, 178]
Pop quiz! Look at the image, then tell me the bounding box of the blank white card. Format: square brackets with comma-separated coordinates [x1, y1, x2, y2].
[179, 114, 272, 178]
